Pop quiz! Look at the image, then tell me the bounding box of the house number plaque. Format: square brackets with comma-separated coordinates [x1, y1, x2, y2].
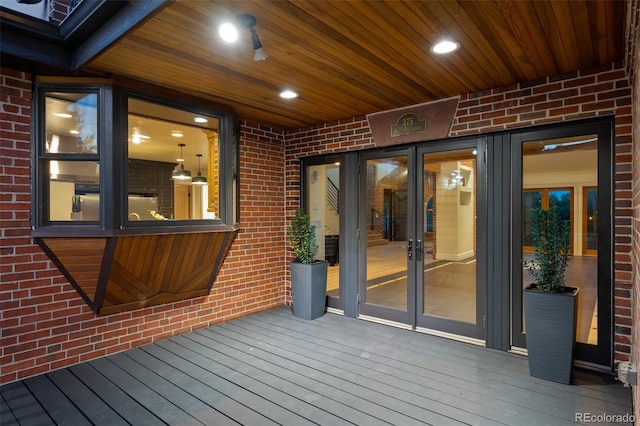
[391, 113, 426, 137]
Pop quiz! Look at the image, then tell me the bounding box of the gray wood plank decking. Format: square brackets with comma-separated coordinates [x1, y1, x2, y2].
[1, 307, 633, 425]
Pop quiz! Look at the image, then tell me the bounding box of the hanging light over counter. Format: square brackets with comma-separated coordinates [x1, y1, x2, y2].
[191, 154, 207, 185]
[172, 143, 192, 180]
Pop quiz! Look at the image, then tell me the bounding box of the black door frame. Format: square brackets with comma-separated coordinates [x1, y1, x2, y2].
[299, 116, 614, 370]
[509, 117, 613, 369]
[356, 138, 488, 339]
[413, 137, 487, 340]
[357, 146, 415, 325]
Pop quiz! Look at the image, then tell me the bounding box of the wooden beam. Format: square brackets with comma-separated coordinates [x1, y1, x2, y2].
[0, 9, 69, 69]
[72, 0, 171, 70]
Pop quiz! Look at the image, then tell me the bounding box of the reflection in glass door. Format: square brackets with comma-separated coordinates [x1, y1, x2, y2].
[523, 189, 573, 253]
[358, 142, 485, 339]
[583, 187, 598, 256]
[360, 154, 411, 324]
[416, 147, 483, 338]
[306, 161, 341, 308]
[517, 134, 601, 353]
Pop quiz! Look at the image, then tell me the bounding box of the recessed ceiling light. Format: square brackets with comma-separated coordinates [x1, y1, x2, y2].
[280, 90, 298, 99]
[194, 116, 208, 123]
[69, 129, 80, 135]
[219, 22, 238, 42]
[431, 40, 459, 54]
[171, 131, 184, 138]
[54, 112, 72, 118]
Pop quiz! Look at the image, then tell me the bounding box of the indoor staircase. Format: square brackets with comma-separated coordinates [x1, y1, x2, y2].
[367, 229, 388, 247]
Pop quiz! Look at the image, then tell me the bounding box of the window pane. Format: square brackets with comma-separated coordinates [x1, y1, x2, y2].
[523, 191, 542, 247]
[45, 92, 98, 154]
[423, 150, 477, 324]
[127, 99, 219, 221]
[48, 160, 100, 221]
[585, 188, 598, 252]
[522, 135, 598, 345]
[365, 156, 408, 310]
[307, 163, 341, 299]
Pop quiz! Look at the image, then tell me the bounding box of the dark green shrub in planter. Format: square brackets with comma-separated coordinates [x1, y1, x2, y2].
[287, 208, 327, 320]
[523, 206, 578, 384]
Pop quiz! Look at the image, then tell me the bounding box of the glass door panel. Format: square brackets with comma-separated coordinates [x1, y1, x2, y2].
[363, 155, 409, 314]
[523, 191, 542, 248]
[417, 148, 479, 336]
[306, 161, 341, 306]
[520, 136, 599, 348]
[583, 187, 598, 255]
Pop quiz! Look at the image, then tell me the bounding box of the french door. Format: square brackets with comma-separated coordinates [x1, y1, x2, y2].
[358, 138, 486, 340]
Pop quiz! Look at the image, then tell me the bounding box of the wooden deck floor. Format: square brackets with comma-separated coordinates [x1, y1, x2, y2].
[1, 307, 633, 425]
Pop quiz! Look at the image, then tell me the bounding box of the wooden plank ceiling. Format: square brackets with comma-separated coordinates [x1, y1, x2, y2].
[84, 0, 625, 130]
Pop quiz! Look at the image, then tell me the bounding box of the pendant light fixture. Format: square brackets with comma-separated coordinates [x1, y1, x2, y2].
[171, 143, 192, 180]
[191, 154, 207, 185]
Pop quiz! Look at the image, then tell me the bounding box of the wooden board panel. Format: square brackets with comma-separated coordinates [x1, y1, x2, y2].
[68, 363, 164, 426]
[81, 1, 625, 130]
[40, 237, 106, 304]
[100, 230, 236, 315]
[38, 231, 237, 316]
[23, 375, 91, 426]
[2, 307, 632, 425]
[0, 381, 54, 425]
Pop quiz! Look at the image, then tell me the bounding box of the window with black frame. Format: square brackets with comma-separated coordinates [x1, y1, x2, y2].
[126, 98, 220, 222]
[34, 81, 237, 231]
[42, 90, 100, 223]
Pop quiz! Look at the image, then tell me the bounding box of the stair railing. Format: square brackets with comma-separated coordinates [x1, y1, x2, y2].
[327, 177, 339, 213]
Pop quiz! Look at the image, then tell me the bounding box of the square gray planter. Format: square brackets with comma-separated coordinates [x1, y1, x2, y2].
[290, 261, 328, 320]
[523, 286, 578, 384]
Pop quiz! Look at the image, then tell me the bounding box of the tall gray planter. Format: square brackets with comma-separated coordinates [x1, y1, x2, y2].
[290, 261, 328, 320]
[523, 286, 578, 384]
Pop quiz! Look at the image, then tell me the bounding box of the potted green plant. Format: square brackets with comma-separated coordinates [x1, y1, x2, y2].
[522, 205, 578, 384]
[287, 208, 328, 320]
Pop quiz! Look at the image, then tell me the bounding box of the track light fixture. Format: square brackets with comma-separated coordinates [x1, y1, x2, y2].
[229, 14, 267, 61]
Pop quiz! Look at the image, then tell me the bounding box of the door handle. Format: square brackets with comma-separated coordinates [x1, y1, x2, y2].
[407, 239, 413, 260]
[416, 239, 423, 262]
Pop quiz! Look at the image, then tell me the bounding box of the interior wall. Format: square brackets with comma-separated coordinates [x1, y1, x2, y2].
[284, 63, 633, 367]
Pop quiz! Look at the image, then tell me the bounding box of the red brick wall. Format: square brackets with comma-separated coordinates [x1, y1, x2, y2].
[631, 16, 640, 418]
[285, 63, 633, 365]
[0, 68, 286, 383]
[48, 0, 73, 25]
[1, 61, 634, 383]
